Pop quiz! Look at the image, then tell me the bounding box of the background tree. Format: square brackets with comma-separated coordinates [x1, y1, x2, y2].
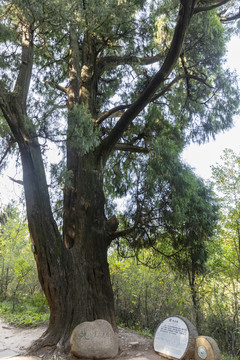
[116, 162, 219, 332]
[109, 251, 192, 333]
[211, 149, 240, 357]
[0, 204, 40, 307]
[0, 0, 239, 355]
[165, 175, 219, 333]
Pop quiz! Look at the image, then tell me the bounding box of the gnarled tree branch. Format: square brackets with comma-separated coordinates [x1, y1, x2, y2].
[96, 72, 212, 135]
[13, 24, 34, 113]
[220, 7, 240, 21]
[45, 81, 68, 94]
[96, 104, 130, 124]
[113, 143, 149, 153]
[109, 226, 136, 241]
[99, 52, 165, 70]
[193, 0, 230, 15]
[8, 176, 24, 185]
[151, 74, 213, 102]
[99, 1, 195, 161]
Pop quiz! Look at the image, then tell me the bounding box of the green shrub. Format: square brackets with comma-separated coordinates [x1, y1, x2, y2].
[0, 300, 49, 326]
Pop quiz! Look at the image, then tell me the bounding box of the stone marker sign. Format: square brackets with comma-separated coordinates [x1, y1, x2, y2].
[154, 316, 198, 360]
[70, 319, 119, 359]
[195, 336, 221, 360]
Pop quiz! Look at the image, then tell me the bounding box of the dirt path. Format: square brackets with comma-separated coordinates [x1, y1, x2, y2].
[0, 319, 47, 359]
[0, 319, 163, 360]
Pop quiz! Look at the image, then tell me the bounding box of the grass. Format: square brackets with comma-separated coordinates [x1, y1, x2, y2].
[0, 298, 49, 326]
[221, 354, 237, 360]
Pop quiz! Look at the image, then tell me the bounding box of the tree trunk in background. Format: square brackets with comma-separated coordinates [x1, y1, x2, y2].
[188, 270, 201, 333]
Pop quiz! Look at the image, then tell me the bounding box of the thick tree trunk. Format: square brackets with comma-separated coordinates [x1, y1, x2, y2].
[63, 149, 117, 324]
[1, 23, 117, 356]
[19, 137, 116, 355]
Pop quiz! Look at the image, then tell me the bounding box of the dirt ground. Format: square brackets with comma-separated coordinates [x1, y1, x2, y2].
[0, 319, 47, 359]
[0, 319, 164, 360]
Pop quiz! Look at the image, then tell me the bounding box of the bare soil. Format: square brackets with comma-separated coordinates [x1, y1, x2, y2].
[0, 319, 47, 359]
[115, 327, 164, 360]
[0, 319, 164, 360]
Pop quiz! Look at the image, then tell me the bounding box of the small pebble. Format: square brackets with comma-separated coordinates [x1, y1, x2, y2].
[129, 341, 139, 347]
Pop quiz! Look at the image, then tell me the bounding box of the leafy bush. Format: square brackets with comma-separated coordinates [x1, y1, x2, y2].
[0, 204, 49, 326]
[0, 300, 49, 326]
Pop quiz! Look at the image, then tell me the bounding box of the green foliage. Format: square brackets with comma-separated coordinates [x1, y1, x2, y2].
[162, 8, 239, 143]
[111, 149, 220, 331]
[104, 105, 185, 202]
[114, 132, 219, 265]
[210, 149, 240, 357]
[109, 251, 193, 332]
[67, 105, 100, 155]
[0, 298, 49, 326]
[109, 246, 240, 355]
[50, 162, 73, 190]
[211, 149, 240, 277]
[0, 203, 47, 319]
[222, 355, 236, 360]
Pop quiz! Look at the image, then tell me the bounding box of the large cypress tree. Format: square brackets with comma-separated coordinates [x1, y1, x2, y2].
[0, 0, 239, 355]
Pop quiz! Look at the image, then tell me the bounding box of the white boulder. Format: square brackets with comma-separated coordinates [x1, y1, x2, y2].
[70, 319, 119, 359]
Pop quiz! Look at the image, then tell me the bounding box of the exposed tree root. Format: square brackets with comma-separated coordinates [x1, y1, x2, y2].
[27, 329, 71, 360]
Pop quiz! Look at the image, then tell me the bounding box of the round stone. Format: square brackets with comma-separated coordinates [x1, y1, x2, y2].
[195, 336, 221, 360]
[70, 319, 119, 359]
